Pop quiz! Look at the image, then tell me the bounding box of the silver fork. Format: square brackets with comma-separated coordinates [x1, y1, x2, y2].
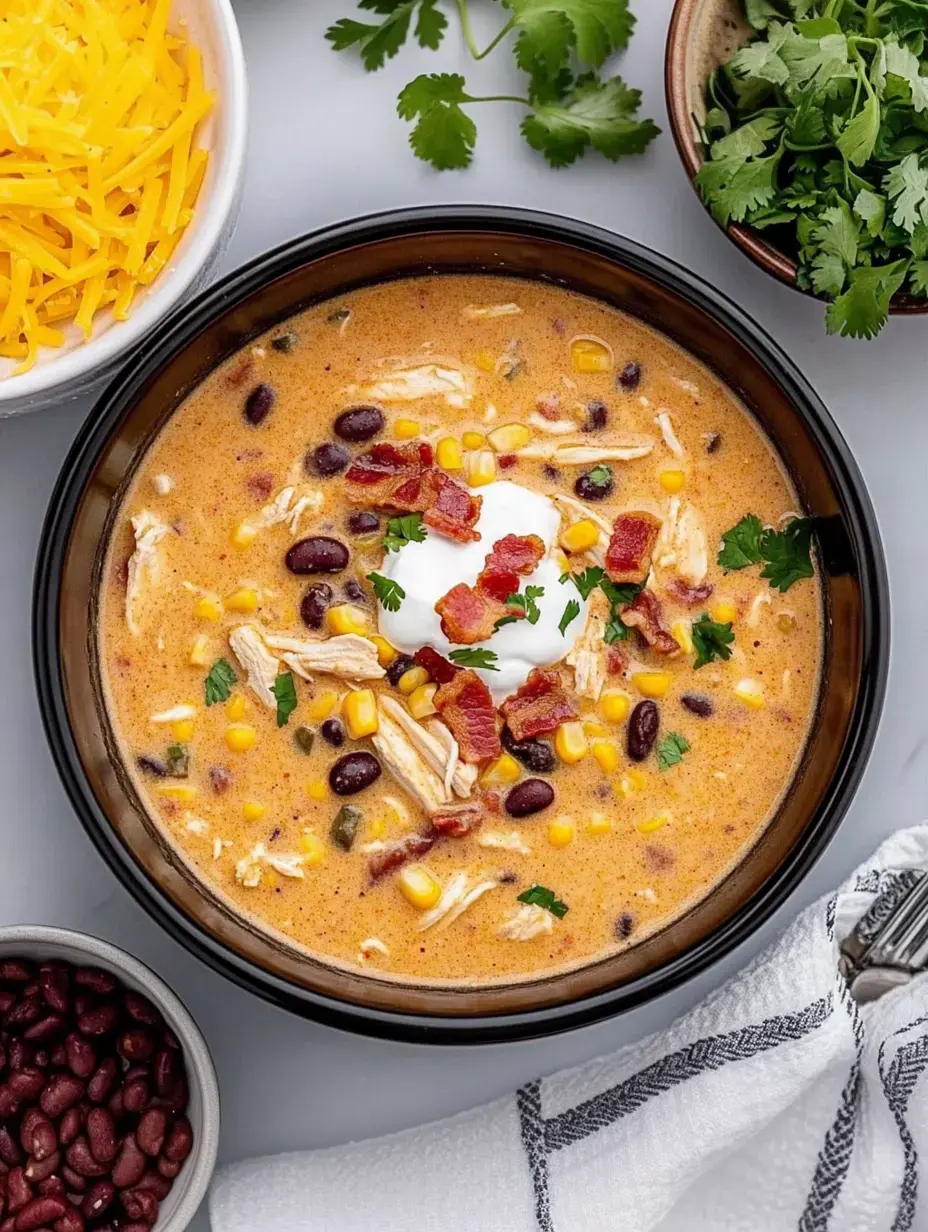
[840, 871, 928, 1003]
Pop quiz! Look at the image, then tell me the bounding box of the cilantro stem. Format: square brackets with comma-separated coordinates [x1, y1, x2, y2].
[455, 0, 515, 62]
[463, 93, 530, 106]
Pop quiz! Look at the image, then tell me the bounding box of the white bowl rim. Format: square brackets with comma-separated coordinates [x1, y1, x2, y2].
[0, 0, 248, 406]
[0, 923, 221, 1231]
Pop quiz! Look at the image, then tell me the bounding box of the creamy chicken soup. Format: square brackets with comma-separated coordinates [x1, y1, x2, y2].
[100, 275, 822, 985]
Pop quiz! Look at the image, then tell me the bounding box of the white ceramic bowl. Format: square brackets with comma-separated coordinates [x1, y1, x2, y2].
[0, 0, 247, 419]
[0, 925, 220, 1231]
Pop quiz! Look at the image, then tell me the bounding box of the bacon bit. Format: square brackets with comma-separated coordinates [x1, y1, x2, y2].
[346, 441, 432, 496]
[484, 788, 503, 814]
[436, 584, 504, 645]
[605, 512, 661, 584]
[227, 357, 254, 387]
[536, 393, 561, 420]
[488, 534, 545, 574]
[209, 766, 232, 794]
[435, 670, 501, 763]
[644, 844, 675, 873]
[665, 578, 714, 607]
[620, 590, 679, 656]
[431, 807, 483, 837]
[346, 441, 480, 543]
[245, 471, 275, 502]
[369, 831, 435, 881]
[498, 453, 518, 470]
[436, 534, 545, 643]
[606, 644, 628, 675]
[500, 668, 577, 741]
[420, 469, 481, 543]
[414, 646, 459, 684]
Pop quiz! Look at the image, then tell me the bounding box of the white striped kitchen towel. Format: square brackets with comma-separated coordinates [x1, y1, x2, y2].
[209, 826, 928, 1232]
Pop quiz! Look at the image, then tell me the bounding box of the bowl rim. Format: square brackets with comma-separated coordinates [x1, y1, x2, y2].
[0, 923, 220, 1229]
[0, 0, 249, 406]
[32, 205, 890, 1043]
[663, 0, 928, 314]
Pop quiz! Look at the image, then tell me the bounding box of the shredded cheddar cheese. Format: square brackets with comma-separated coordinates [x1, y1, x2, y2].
[0, 0, 214, 375]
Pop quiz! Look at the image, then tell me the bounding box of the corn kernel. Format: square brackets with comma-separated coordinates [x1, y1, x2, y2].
[560, 519, 600, 553]
[552, 548, 570, 573]
[371, 635, 398, 667]
[226, 694, 247, 722]
[225, 724, 257, 752]
[592, 741, 620, 773]
[777, 611, 797, 633]
[638, 812, 671, 834]
[158, 783, 197, 803]
[462, 430, 485, 449]
[659, 469, 686, 494]
[464, 449, 497, 487]
[583, 719, 609, 738]
[398, 864, 442, 910]
[398, 665, 429, 695]
[242, 801, 266, 823]
[570, 337, 613, 373]
[620, 768, 648, 796]
[343, 688, 379, 739]
[394, 418, 421, 439]
[480, 753, 522, 787]
[600, 690, 631, 724]
[734, 678, 765, 710]
[225, 586, 259, 615]
[369, 818, 387, 839]
[308, 690, 338, 721]
[555, 721, 589, 764]
[188, 634, 211, 667]
[325, 604, 368, 636]
[263, 870, 278, 890]
[588, 811, 612, 835]
[632, 672, 672, 700]
[436, 436, 463, 470]
[672, 620, 694, 655]
[299, 831, 325, 865]
[306, 779, 328, 801]
[474, 350, 495, 373]
[172, 719, 195, 743]
[408, 683, 439, 720]
[547, 818, 575, 848]
[230, 521, 257, 550]
[487, 423, 531, 453]
[193, 595, 223, 623]
[710, 600, 737, 624]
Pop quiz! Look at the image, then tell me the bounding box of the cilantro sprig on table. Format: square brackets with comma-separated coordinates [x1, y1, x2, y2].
[326, 1, 658, 170]
[718, 513, 817, 592]
[695, 0, 928, 338]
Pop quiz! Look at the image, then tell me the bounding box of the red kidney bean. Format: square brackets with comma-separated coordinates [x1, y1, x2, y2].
[110, 1138, 145, 1190]
[156, 1157, 180, 1179]
[19, 1113, 46, 1159]
[53, 1208, 84, 1232]
[286, 536, 349, 575]
[162, 1117, 192, 1163]
[0, 1131, 20, 1168]
[133, 1170, 171, 1201]
[8, 1071, 44, 1102]
[346, 510, 379, 536]
[166, 1077, 188, 1115]
[23, 1017, 64, 1045]
[35, 1180, 64, 1201]
[121, 1079, 148, 1115]
[116, 1031, 152, 1063]
[681, 692, 713, 718]
[47, 1047, 64, 1070]
[123, 994, 160, 1028]
[163, 1029, 181, 1051]
[37, 969, 68, 1017]
[627, 699, 659, 762]
[63, 1037, 94, 1081]
[24, 1151, 60, 1184]
[12, 1195, 66, 1230]
[40, 1076, 84, 1119]
[135, 1111, 166, 1159]
[0, 963, 33, 983]
[504, 778, 555, 818]
[0, 1219, 13, 1232]
[244, 383, 274, 426]
[4, 1000, 40, 1030]
[151, 1050, 177, 1099]
[334, 405, 384, 443]
[75, 1005, 118, 1038]
[106, 1090, 124, 1120]
[121, 1224, 151, 1232]
[120, 1188, 158, 1223]
[8, 1041, 31, 1071]
[617, 361, 641, 391]
[72, 971, 116, 996]
[0, 991, 15, 1014]
[86, 1060, 117, 1104]
[59, 1171, 84, 1196]
[63, 1141, 107, 1181]
[5, 1172, 30, 1214]
[85, 1110, 117, 1167]
[80, 1181, 114, 1220]
[56, 1111, 81, 1151]
[0, 1089, 19, 1120]
[23, 1117, 55, 1165]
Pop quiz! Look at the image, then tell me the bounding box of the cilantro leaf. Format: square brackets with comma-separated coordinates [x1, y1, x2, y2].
[326, 1, 446, 71]
[367, 571, 406, 612]
[273, 673, 298, 729]
[853, 188, 887, 236]
[397, 73, 476, 169]
[517, 883, 569, 918]
[884, 153, 928, 234]
[657, 731, 690, 772]
[718, 514, 764, 570]
[599, 577, 642, 607]
[522, 74, 659, 169]
[204, 658, 237, 707]
[758, 518, 817, 592]
[836, 82, 880, 167]
[885, 39, 928, 114]
[825, 259, 910, 339]
[563, 565, 605, 600]
[558, 598, 581, 635]
[496, 584, 545, 630]
[692, 614, 735, 669]
[586, 464, 613, 489]
[505, 0, 635, 85]
[604, 614, 629, 643]
[911, 259, 928, 296]
[383, 512, 427, 552]
[448, 647, 500, 671]
[414, 0, 447, 50]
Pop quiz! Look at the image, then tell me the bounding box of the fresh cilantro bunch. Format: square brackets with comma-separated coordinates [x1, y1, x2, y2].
[695, 0, 928, 338]
[326, 0, 658, 170]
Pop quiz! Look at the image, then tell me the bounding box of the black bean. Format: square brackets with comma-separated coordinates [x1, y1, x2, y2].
[627, 700, 659, 762]
[271, 332, 298, 353]
[385, 655, 415, 687]
[334, 406, 384, 443]
[300, 582, 333, 628]
[348, 511, 379, 536]
[329, 752, 382, 796]
[287, 537, 349, 575]
[574, 468, 614, 501]
[136, 756, 167, 778]
[617, 362, 641, 391]
[294, 726, 316, 754]
[505, 779, 555, 818]
[582, 400, 608, 432]
[344, 578, 366, 604]
[542, 464, 561, 482]
[681, 693, 714, 718]
[331, 805, 363, 852]
[321, 719, 345, 748]
[244, 383, 274, 425]
[308, 442, 351, 478]
[705, 431, 722, 454]
[615, 912, 635, 939]
[501, 728, 555, 774]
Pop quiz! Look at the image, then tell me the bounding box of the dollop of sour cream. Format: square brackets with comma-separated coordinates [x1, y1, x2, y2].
[379, 481, 588, 703]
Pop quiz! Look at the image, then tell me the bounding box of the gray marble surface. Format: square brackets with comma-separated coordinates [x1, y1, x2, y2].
[0, 1, 924, 1225]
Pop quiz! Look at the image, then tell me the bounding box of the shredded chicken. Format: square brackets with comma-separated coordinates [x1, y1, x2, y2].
[265, 852, 305, 879]
[477, 830, 531, 854]
[516, 438, 655, 465]
[358, 363, 473, 408]
[417, 872, 499, 932]
[263, 631, 385, 681]
[152, 473, 173, 495]
[553, 494, 611, 565]
[527, 413, 578, 435]
[655, 410, 684, 458]
[673, 378, 700, 396]
[125, 511, 170, 636]
[566, 591, 609, 700]
[235, 844, 266, 888]
[357, 937, 389, 963]
[654, 497, 708, 583]
[254, 486, 323, 537]
[377, 697, 474, 799]
[372, 707, 449, 814]
[462, 303, 521, 319]
[228, 625, 279, 709]
[150, 704, 196, 724]
[425, 718, 479, 799]
[498, 903, 554, 941]
[184, 814, 209, 836]
[747, 592, 772, 627]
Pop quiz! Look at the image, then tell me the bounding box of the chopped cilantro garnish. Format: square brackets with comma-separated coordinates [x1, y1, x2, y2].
[272, 672, 298, 729]
[558, 598, 581, 635]
[383, 512, 427, 553]
[367, 571, 406, 613]
[495, 584, 544, 630]
[586, 463, 613, 489]
[518, 884, 569, 919]
[718, 513, 817, 592]
[204, 658, 237, 707]
[692, 613, 735, 670]
[718, 514, 764, 571]
[448, 647, 500, 671]
[564, 565, 605, 600]
[657, 731, 690, 772]
[165, 744, 189, 778]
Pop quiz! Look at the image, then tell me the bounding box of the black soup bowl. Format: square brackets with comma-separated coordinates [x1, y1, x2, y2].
[33, 207, 889, 1043]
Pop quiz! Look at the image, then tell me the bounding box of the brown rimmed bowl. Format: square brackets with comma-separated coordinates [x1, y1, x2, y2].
[33, 207, 889, 1043]
[665, 0, 928, 314]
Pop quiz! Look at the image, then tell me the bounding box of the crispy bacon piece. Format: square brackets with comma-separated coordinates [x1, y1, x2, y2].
[435, 670, 500, 763]
[485, 534, 546, 575]
[346, 441, 432, 497]
[420, 470, 482, 543]
[431, 807, 483, 838]
[666, 578, 714, 607]
[500, 669, 577, 742]
[414, 646, 459, 685]
[606, 644, 628, 675]
[620, 590, 679, 656]
[605, 512, 661, 585]
[369, 831, 435, 881]
[435, 534, 546, 643]
[436, 585, 504, 646]
[346, 441, 481, 544]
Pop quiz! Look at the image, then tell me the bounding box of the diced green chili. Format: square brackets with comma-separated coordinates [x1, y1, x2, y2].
[331, 804, 363, 852]
[294, 726, 316, 754]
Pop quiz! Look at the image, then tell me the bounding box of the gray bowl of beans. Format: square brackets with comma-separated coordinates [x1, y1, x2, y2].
[0, 926, 219, 1232]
